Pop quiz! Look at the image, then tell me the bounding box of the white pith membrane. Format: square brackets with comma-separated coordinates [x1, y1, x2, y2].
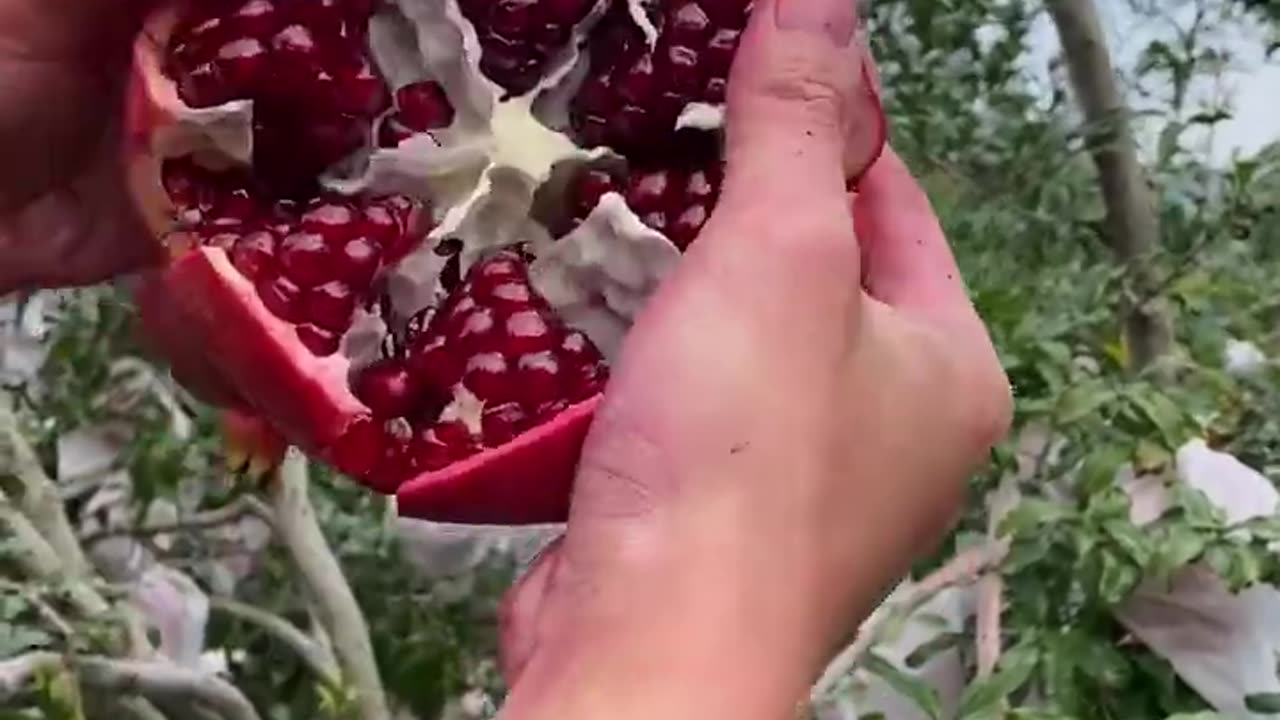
[144, 0, 725, 463]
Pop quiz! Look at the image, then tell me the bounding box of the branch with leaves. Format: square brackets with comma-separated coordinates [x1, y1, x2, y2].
[0, 652, 261, 720]
[809, 539, 1011, 706]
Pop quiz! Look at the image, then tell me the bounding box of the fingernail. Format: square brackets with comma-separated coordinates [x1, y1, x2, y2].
[775, 0, 857, 47]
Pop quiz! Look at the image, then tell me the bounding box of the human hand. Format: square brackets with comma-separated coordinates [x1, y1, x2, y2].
[496, 1, 1012, 718]
[0, 0, 163, 294]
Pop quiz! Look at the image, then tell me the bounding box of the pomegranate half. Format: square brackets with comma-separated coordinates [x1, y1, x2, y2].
[126, 0, 887, 525]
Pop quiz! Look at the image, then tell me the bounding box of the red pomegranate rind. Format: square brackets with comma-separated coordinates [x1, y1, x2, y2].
[134, 266, 251, 411]
[167, 248, 367, 448]
[395, 397, 600, 524]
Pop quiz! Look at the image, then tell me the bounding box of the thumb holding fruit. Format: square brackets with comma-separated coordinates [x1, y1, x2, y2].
[496, 1, 1013, 718]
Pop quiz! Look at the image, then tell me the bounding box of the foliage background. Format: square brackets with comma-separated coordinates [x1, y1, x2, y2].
[2, 0, 1278, 719]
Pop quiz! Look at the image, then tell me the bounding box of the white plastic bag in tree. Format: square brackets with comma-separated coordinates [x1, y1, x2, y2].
[395, 518, 561, 580]
[1117, 439, 1280, 719]
[1223, 339, 1268, 378]
[819, 582, 973, 720]
[131, 565, 211, 670]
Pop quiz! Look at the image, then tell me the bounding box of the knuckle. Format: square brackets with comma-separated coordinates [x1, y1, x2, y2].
[739, 53, 847, 127]
[958, 355, 1015, 453]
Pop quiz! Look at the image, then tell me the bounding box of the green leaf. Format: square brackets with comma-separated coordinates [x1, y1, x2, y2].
[1097, 551, 1142, 606]
[1001, 499, 1074, 537]
[958, 647, 1038, 718]
[1104, 518, 1154, 567]
[1080, 444, 1129, 494]
[1150, 526, 1208, 579]
[863, 653, 943, 720]
[1057, 383, 1117, 424]
[1077, 641, 1134, 688]
[1245, 693, 1280, 714]
[1126, 389, 1189, 447]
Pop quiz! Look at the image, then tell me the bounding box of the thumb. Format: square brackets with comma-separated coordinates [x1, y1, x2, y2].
[685, 0, 874, 325]
[719, 0, 872, 213]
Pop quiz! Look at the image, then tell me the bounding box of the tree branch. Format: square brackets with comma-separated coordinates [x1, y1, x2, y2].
[0, 490, 110, 617]
[810, 540, 1011, 703]
[1046, 0, 1173, 370]
[0, 653, 261, 720]
[209, 596, 340, 688]
[269, 450, 390, 720]
[79, 495, 273, 546]
[0, 403, 92, 576]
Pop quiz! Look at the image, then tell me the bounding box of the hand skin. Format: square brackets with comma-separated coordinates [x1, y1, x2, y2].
[0, 0, 162, 294]
[496, 0, 1012, 718]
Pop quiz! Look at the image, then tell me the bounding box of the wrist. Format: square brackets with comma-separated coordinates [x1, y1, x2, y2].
[501, 525, 830, 720]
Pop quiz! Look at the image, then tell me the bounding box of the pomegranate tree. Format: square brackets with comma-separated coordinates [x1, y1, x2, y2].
[126, 0, 886, 525]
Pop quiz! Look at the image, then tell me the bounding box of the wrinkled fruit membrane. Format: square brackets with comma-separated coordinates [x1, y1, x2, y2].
[127, 0, 887, 525]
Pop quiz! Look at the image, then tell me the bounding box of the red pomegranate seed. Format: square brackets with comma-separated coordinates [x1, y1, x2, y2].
[302, 201, 359, 245]
[481, 402, 527, 446]
[462, 352, 513, 403]
[353, 358, 424, 419]
[337, 237, 381, 286]
[230, 0, 283, 38]
[361, 205, 399, 245]
[336, 61, 392, 116]
[394, 82, 456, 131]
[289, 0, 346, 40]
[305, 281, 356, 331]
[571, 169, 619, 217]
[331, 417, 387, 476]
[257, 274, 305, 322]
[669, 205, 709, 249]
[279, 232, 334, 287]
[514, 351, 563, 408]
[503, 309, 556, 355]
[215, 37, 269, 95]
[627, 170, 673, 213]
[230, 231, 278, 281]
[407, 336, 463, 389]
[180, 62, 231, 107]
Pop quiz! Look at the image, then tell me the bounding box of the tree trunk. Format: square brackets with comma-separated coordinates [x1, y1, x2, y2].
[1046, 0, 1174, 370]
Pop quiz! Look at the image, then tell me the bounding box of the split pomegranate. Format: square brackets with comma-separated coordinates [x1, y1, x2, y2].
[127, 0, 886, 525]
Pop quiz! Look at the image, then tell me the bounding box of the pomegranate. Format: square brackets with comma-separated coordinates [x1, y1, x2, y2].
[126, 0, 886, 525]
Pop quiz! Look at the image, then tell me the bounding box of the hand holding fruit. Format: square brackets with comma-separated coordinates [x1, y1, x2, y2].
[495, 2, 1013, 718]
[0, 2, 1012, 717]
[0, 0, 164, 293]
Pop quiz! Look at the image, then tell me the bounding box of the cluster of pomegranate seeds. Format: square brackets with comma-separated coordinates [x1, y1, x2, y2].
[332, 251, 609, 486]
[161, 158, 427, 357]
[570, 0, 751, 153]
[563, 129, 725, 249]
[378, 81, 457, 148]
[457, 0, 598, 97]
[165, 0, 391, 195]
[569, 159, 723, 250]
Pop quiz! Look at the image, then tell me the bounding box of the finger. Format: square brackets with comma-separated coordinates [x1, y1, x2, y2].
[689, 0, 874, 325]
[498, 536, 565, 686]
[853, 146, 978, 326]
